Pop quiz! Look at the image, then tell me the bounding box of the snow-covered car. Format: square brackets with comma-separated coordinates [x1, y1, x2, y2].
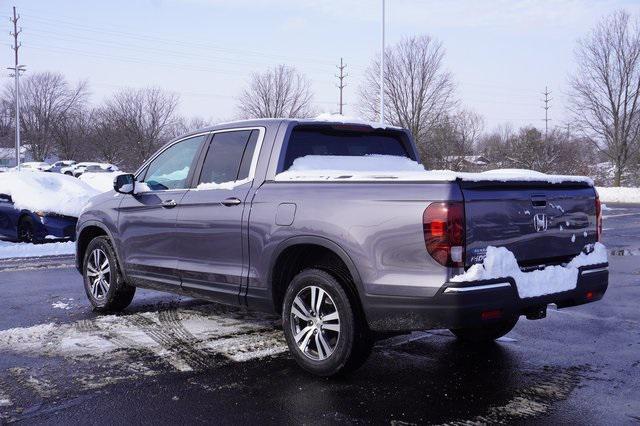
[14, 162, 50, 172]
[72, 162, 119, 178]
[79, 170, 124, 193]
[0, 171, 99, 243]
[46, 160, 77, 174]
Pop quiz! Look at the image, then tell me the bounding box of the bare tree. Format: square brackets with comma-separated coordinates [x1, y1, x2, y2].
[237, 65, 315, 119]
[569, 10, 640, 186]
[0, 98, 13, 148]
[52, 108, 92, 160]
[169, 116, 213, 139]
[4, 72, 88, 161]
[99, 87, 180, 169]
[359, 35, 456, 160]
[478, 126, 595, 176]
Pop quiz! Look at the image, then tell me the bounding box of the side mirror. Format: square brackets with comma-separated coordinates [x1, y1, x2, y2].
[114, 173, 135, 194]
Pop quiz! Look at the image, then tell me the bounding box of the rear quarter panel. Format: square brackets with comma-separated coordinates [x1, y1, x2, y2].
[248, 181, 462, 309]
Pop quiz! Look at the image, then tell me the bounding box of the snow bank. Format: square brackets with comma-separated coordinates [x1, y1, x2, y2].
[79, 172, 123, 193]
[451, 243, 608, 299]
[596, 186, 640, 204]
[0, 240, 75, 259]
[275, 155, 594, 185]
[0, 172, 99, 217]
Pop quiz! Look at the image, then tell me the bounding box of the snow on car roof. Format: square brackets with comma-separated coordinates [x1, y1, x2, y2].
[0, 171, 99, 217]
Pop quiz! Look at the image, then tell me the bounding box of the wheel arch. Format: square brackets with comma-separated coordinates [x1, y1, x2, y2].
[269, 236, 366, 318]
[76, 221, 123, 275]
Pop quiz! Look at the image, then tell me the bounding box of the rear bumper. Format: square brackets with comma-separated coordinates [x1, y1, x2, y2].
[364, 263, 609, 332]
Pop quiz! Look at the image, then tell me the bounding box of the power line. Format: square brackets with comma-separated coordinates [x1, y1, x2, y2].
[541, 86, 552, 139]
[335, 58, 348, 114]
[7, 7, 25, 170]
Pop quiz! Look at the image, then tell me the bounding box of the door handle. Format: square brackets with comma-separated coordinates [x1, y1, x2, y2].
[161, 199, 178, 208]
[221, 197, 242, 207]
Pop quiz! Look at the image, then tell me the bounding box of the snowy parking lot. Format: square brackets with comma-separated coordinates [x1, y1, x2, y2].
[0, 204, 638, 424]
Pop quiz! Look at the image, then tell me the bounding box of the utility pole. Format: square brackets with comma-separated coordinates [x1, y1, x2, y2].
[8, 6, 25, 170]
[335, 58, 347, 115]
[541, 86, 552, 140]
[379, 0, 385, 124]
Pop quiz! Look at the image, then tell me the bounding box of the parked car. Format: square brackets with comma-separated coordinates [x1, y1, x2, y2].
[0, 193, 78, 243]
[46, 160, 77, 173]
[71, 162, 119, 178]
[76, 118, 608, 376]
[82, 164, 119, 174]
[15, 162, 50, 172]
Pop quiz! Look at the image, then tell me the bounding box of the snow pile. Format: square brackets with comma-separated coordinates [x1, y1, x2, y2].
[596, 186, 640, 204]
[0, 172, 99, 217]
[0, 240, 75, 259]
[275, 155, 594, 185]
[276, 154, 429, 181]
[451, 243, 608, 298]
[79, 172, 123, 193]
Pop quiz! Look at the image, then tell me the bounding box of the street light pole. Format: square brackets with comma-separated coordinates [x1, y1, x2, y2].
[379, 0, 385, 124]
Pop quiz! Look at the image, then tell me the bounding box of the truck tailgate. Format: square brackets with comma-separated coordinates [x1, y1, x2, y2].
[461, 182, 598, 267]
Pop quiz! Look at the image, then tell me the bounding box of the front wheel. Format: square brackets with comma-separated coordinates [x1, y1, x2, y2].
[450, 317, 519, 343]
[83, 236, 135, 312]
[17, 216, 36, 243]
[282, 269, 372, 377]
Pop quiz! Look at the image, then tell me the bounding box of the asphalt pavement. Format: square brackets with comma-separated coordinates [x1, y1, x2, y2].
[0, 205, 639, 425]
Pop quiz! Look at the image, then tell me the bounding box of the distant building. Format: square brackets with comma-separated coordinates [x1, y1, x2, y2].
[0, 146, 32, 168]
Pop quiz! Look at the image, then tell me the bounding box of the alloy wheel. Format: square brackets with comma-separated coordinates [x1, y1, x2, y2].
[86, 248, 111, 300]
[290, 285, 341, 361]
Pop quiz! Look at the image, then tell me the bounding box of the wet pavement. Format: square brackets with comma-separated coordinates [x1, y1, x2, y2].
[0, 204, 639, 424]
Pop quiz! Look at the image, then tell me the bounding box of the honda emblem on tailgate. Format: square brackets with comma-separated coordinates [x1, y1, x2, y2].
[533, 213, 548, 232]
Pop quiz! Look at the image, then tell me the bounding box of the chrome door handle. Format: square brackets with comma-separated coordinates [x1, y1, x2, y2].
[221, 197, 242, 207]
[161, 199, 178, 208]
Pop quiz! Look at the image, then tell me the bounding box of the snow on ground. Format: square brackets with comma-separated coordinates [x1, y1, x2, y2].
[0, 171, 99, 217]
[0, 240, 75, 259]
[596, 186, 640, 204]
[451, 243, 608, 298]
[275, 155, 594, 185]
[0, 304, 287, 372]
[79, 171, 123, 193]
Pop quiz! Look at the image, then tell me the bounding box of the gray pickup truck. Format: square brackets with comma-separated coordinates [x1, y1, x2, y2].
[76, 118, 608, 376]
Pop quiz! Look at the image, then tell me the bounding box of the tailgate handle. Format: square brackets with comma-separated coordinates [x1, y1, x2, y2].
[531, 195, 547, 208]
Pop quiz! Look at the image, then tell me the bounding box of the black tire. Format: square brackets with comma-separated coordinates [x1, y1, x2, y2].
[17, 216, 36, 243]
[282, 269, 372, 377]
[82, 236, 135, 312]
[450, 317, 519, 344]
[64, 171, 73, 176]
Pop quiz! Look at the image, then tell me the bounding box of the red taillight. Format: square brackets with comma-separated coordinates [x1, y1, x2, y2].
[595, 193, 602, 242]
[423, 202, 465, 267]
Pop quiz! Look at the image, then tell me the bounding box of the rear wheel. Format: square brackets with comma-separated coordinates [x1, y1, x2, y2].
[282, 269, 372, 376]
[17, 216, 36, 243]
[83, 236, 135, 312]
[450, 317, 518, 343]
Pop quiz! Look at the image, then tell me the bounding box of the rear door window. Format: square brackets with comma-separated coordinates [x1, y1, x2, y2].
[282, 126, 411, 171]
[198, 130, 260, 185]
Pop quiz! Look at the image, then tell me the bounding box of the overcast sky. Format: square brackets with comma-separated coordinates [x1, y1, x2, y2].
[2, 0, 640, 131]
